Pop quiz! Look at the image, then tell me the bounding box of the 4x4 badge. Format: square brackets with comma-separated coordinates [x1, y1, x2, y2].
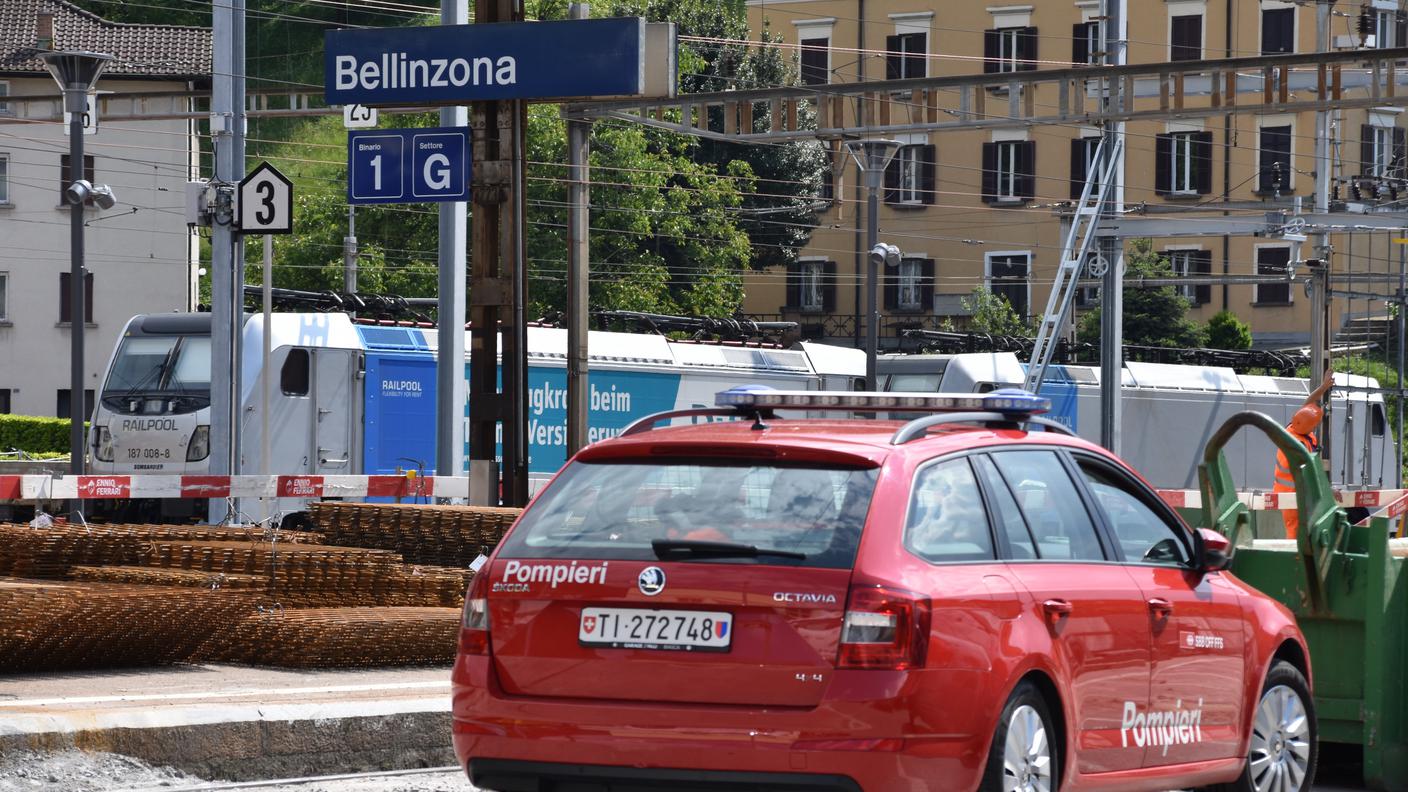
[638, 566, 666, 596]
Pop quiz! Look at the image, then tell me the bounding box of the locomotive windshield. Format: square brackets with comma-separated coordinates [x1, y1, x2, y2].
[101, 335, 212, 414]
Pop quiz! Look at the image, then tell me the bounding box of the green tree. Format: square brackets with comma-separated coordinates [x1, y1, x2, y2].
[1077, 239, 1207, 348]
[1206, 310, 1253, 350]
[962, 288, 1029, 336]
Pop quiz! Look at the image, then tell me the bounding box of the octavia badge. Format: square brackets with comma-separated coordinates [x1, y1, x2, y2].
[638, 566, 666, 596]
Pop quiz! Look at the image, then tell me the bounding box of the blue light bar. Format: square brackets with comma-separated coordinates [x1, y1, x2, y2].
[715, 386, 1050, 416]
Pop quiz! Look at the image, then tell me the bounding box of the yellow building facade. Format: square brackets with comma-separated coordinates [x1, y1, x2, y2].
[742, 0, 1408, 349]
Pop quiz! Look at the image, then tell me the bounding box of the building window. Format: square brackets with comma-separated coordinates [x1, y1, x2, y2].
[56, 389, 94, 421]
[886, 32, 926, 80]
[0, 389, 10, 415]
[0, 154, 8, 203]
[1072, 20, 1100, 66]
[1070, 136, 1102, 199]
[0, 271, 7, 320]
[1257, 125, 1293, 194]
[0, 82, 9, 116]
[984, 26, 1038, 74]
[1255, 247, 1293, 305]
[986, 253, 1031, 319]
[1362, 123, 1406, 178]
[1373, 9, 1407, 48]
[1155, 131, 1213, 195]
[786, 259, 835, 314]
[58, 271, 94, 324]
[885, 257, 934, 313]
[59, 154, 95, 204]
[1261, 7, 1295, 54]
[1167, 249, 1212, 305]
[982, 140, 1035, 203]
[885, 143, 936, 206]
[1171, 14, 1203, 61]
[800, 36, 830, 85]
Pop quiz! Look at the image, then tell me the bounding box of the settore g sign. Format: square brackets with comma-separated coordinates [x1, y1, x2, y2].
[348, 127, 469, 205]
[325, 17, 674, 106]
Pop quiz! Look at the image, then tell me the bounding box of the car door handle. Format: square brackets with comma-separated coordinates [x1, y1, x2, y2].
[1147, 598, 1174, 616]
[1042, 599, 1073, 617]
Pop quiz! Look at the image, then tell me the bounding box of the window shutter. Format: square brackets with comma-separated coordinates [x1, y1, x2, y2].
[784, 263, 800, 310]
[1018, 27, 1038, 71]
[1362, 124, 1375, 176]
[58, 272, 69, 323]
[1154, 133, 1172, 194]
[884, 154, 900, 204]
[920, 258, 936, 311]
[822, 261, 837, 312]
[885, 34, 902, 80]
[920, 144, 937, 204]
[1394, 127, 1406, 179]
[981, 142, 998, 202]
[884, 268, 899, 310]
[1396, 12, 1407, 49]
[1015, 140, 1036, 199]
[983, 29, 1001, 74]
[1072, 23, 1090, 66]
[1070, 137, 1089, 199]
[1193, 131, 1214, 194]
[1192, 250, 1212, 306]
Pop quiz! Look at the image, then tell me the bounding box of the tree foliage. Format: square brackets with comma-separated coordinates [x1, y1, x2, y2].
[1077, 239, 1207, 348]
[962, 288, 1030, 336]
[1206, 310, 1253, 350]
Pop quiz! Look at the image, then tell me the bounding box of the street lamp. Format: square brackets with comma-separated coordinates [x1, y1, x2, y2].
[845, 138, 901, 391]
[41, 50, 114, 481]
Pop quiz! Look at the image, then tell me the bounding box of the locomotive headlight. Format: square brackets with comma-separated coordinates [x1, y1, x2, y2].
[93, 427, 114, 462]
[186, 425, 210, 462]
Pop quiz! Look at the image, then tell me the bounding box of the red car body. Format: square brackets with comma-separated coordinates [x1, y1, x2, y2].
[452, 415, 1310, 792]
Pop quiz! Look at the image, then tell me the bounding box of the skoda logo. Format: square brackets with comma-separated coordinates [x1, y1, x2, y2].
[638, 566, 666, 596]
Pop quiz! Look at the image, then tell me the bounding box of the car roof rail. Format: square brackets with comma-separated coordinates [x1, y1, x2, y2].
[891, 412, 1075, 445]
[620, 407, 770, 437]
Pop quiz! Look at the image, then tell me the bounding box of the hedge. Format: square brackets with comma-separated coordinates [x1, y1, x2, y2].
[0, 415, 84, 455]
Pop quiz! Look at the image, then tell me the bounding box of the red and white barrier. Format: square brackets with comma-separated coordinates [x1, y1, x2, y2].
[0, 474, 469, 502]
[1157, 488, 1408, 512]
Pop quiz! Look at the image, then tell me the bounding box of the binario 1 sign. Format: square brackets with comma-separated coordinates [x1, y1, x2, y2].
[348, 127, 469, 205]
[324, 17, 654, 105]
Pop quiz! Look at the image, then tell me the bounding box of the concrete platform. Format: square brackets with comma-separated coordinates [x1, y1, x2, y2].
[0, 664, 455, 781]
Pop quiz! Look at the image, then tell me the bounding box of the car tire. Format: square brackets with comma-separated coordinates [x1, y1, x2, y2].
[1214, 660, 1318, 792]
[980, 680, 1059, 792]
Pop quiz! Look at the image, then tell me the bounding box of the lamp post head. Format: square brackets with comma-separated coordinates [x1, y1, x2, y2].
[39, 50, 113, 112]
[844, 138, 903, 174]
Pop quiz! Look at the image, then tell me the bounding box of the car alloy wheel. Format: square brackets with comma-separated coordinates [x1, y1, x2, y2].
[1002, 704, 1053, 792]
[1247, 684, 1312, 792]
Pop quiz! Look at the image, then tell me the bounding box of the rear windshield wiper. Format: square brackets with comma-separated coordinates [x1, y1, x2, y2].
[651, 539, 807, 562]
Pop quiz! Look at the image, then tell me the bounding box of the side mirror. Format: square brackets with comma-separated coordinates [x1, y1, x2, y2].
[1197, 528, 1231, 572]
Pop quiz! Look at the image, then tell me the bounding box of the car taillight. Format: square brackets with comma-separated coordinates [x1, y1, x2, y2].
[459, 570, 491, 655]
[837, 584, 931, 670]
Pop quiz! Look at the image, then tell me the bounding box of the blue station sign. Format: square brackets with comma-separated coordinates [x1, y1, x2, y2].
[325, 17, 646, 106]
[348, 127, 469, 205]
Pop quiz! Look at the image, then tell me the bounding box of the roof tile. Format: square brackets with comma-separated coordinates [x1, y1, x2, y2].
[0, 0, 210, 78]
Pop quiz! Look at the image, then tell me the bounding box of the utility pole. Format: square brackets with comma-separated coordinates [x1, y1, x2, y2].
[565, 1, 591, 455]
[207, 0, 242, 522]
[437, 0, 468, 490]
[1098, 0, 1126, 453]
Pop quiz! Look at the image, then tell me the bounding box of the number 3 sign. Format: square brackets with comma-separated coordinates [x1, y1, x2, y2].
[238, 162, 294, 235]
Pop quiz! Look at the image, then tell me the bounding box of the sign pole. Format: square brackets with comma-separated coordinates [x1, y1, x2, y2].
[436, 0, 469, 496]
[261, 233, 272, 523]
[209, 0, 237, 524]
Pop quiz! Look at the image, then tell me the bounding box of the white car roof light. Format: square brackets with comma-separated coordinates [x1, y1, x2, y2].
[715, 386, 1051, 418]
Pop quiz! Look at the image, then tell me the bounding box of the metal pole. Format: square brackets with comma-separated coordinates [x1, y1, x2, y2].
[865, 176, 879, 391]
[565, 113, 591, 454]
[1311, 0, 1333, 467]
[1398, 230, 1405, 491]
[261, 234, 272, 522]
[67, 89, 85, 487]
[343, 206, 357, 295]
[1098, 0, 1126, 453]
[507, 93, 530, 505]
[231, 0, 246, 491]
[208, 0, 235, 522]
[437, 0, 469, 489]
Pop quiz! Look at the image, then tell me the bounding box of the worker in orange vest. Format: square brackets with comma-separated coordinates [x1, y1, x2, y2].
[1272, 370, 1335, 539]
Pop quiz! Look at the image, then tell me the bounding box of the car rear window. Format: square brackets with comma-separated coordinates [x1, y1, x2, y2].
[498, 460, 879, 568]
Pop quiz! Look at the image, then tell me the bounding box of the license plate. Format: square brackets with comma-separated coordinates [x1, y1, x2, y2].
[579, 607, 733, 652]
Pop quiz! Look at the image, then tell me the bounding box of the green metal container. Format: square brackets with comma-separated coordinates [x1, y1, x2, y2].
[1199, 412, 1408, 790]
